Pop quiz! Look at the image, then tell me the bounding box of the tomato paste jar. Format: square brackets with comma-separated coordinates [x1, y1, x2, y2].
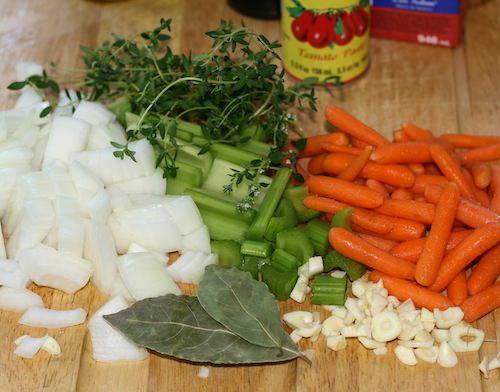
[282, 0, 370, 84]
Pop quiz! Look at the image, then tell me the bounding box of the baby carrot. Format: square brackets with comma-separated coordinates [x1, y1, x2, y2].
[461, 167, 490, 207]
[430, 223, 500, 292]
[424, 184, 500, 228]
[429, 143, 476, 199]
[307, 154, 327, 174]
[408, 163, 425, 175]
[410, 174, 448, 194]
[352, 138, 371, 149]
[424, 163, 442, 175]
[415, 183, 461, 286]
[490, 166, 500, 213]
[447, 271, 468, 306]
[390, 188, 414, 201]
[402, 123, 434, 141]
[467, 244, 500, 295]
[374, 199, 436, 225]
[325, 105, 390, 147]
[370, 141, 432, 164]
[460, 282, 500, 323]
[358, 233, 398, 252]
[337, 146, 373, 181]
[369, 271, 453, 311]
[352, 218, 425, 242]
[329, 228, 415, 279]
[439, 134, 500, 149]
[307, 175, 384, 208]
[393, 129, 410, 142]
[297, 132, 350, 158]
[303, 196, 393, 234]
[366, 179, 390, 200]
[457, 143, 500, 164]
[466, 162, 491, 189]
[320, 143, 362, 155]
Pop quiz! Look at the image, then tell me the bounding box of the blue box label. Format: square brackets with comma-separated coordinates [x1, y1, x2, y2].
[372, 0, 461, 14]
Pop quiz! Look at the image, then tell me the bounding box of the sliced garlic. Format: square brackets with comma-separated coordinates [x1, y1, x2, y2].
[330, 305, 348, 320]
[437, 341, 458, 368]
[343, 310, 355, 326]
[396, 298, 415, 314]
[369, 292, 388, 316]
[387, 295, 400, 308]
[371, 311, 402, 342]
[282, 311, 313, 330]
[295, 323, 322, 338]
[289, 275, 308, 303]
[398, 339, 433, 349]
[415, 346, 439, 364]
[331, 270, 346, 279]
[432, 328, 450, 343]
[41, 336, 61, 355]
[398, 320, 423, 341]
[289, 329, 302, 344]
[373, 346, 388, 356]
[488, 353, 500, 370]
[327, 335, 347, 351]
[351, 279, 369, 298]
[345, 297, 365, 322]
[434, 307, 464, 329]
[479, 356, 489, 378]
[394, 345, 418, 366]
[322, 315, 345, 337]
[449, 325, 484, 352]
[340, 324, 370, 338]
[358, 337, 386, 350]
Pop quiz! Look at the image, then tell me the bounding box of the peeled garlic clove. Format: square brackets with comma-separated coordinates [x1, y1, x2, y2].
[330, 305, 348, 319]
[358, 337, 385, 350]
[345, 297, 364, 322]
[449, 325, 484, 352]
[396, 298, 415, 314]
[488, 353, 500, 370]
[327, 335, 347, 351]
[322, 315, 345, 337]
[340, 324, 370, 338]
[394, 345, 418, 366]
[41, 336, 61, 355]
[373, 346, 388, 356]
[289, 329, 302, 344]
[371, 311, 402, 342]
[437, 341, 458, 368]
[295, 323, 322, 338]
[434, 307, 464, 329]
[432, 328, 450, 343]
[415, 346, 439, 364]
[282, 311, 314, 330]
[479, 356, 489, 378]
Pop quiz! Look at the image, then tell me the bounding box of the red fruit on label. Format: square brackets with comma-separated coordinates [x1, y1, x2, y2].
[350, 8, 368, 36]
[334, 12, 354, 46]
[291, 10, 314, 42]
[327, 14, 337, 45]
[307, 13, 331, 48]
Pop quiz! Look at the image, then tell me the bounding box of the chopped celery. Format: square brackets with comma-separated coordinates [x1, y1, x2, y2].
[176, 145, 213, 178]
[238, 139, 271, 156]
[271, 248, 298, 272]
[191, 136, 262, 167]
[108, 97, 131, 126]
[240, 123, 266, 142]
[162, 117, 204, 137]
[283, 186, 322, 223]
[166, 177, 193, 195]
[235, 256, 267, 280]
[304, 219, 330, 256]
[275, 227, 314, 265]
[198, 208, 249, 242]
[211, 240, 242, 268]
[246, 168, 292, 240]
[331, 208, 353, 231]
[166, 161, 203, 195]
[241, 240, 273, 259]
[311, 274, 347, 305]
[323, 250, 366, 281]
[261, 264, 298, 301]
[184, 188, 255, 223]
[264, 198, 298, 242]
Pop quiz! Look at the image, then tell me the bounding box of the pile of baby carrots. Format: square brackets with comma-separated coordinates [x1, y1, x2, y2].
[298, 104, 500, 323]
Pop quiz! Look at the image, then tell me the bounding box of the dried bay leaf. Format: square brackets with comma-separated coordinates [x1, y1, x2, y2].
[104, 294, 299, 364]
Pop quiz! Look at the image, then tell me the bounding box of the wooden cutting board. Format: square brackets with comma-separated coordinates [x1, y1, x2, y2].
[0, 1, 498, 391]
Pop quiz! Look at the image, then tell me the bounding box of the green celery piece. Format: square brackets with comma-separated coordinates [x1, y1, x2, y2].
[240, 123, 266, 142]
[191, 136, 262, 167]
[108, 97, 131, 126]
[283, 186, 322, 223]
[177, 144, 213, 178]
[264, 198, 298, 242]
[184, 188, 255, 223]
[261, 264, 298, 301]
[323, 250, 366, 281]
[161, 117, 204, 137]
[241, 240, 273, 259]
[304, 219, 330, 256]
[271, 248, 298, 272]
[311, 274, 347, 305]
[246, 168, 292, 240]
[166, 161, 203, 195]
[331, 208, 353, 231]
[198, 207, 249, 242]
[211, 240, 242, 268]
[125, 112, 141, 128]
[235, 256, 267, 280]
[238, 139, 271, 156]
[166, 177, 192, 195]
[275, 227, 314, 266]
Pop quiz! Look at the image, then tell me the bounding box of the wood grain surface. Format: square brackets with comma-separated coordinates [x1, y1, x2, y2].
[0, 1, 498, 391]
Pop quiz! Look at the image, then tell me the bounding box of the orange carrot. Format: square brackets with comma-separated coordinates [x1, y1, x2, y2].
[461, 167, 490, 207]
[429, 143, 476, 199]
[402, 123, 434, 141]
[366, 179, 390, 200]
[307, 154, 326, 174]
[303, 196, 393, 234]
[430, 223, 500, 292]
[490, 166, 500, 213]
[466, 162, 491, 189]
[369, 271, 453, 311]
[337, 146, 373, 181]
[415, 183, 461, 286]
[460, 282, 500, 322]
[393, 129, 411, 142]
[370, 141, 432, 164]
[410, 174, 448, 194]
[325, 105, 390, 147]
[320, 143, 362, 155]
[439, 134, 500, 149]
[307, 175, 384, 209]
[390, 188, 414, 201]
[352, 138, 371, 149]
[329, 228, 415, 279]
[424, 184, 500, 228]
[447, 271, 468, 306]
[390, 230, 472, 263]
[374, 199, 436, 225]
[292, 161, 310, 185]
[358, 233, 398, 252]
[467, 244, 500, 295]
[424, 163, 441, 175]
[352, 218, 426, 242]
[457, 143, 500, 164]
[408, 163, 425, 175]
[297, 132, 349, 158]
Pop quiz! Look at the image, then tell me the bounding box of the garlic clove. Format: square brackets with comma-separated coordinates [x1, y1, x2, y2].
[437, 341, 458, 368]
[394, 345, 418, 366]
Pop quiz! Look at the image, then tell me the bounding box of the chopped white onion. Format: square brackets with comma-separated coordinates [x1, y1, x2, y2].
[0, 145, 34, 168]
[108, 274, 134, 302]
[0, 166, 30, 217]
[166, 251, 217, 284]
[15, 61, 43, 81]
[87, 190, 111, 224]
[127, 242, 168, 264]
[164, 196, 203, 235]
[58, 216, 85, 257]
[11, 125, 40, 148]
[69, 160, 104, 195]
[181, 225, 211, 254]
[87, 123, 127, 150]
[0, 259, 30, 288]
[72, 100, 115, 126]
[106, 168, 165, 196]
[45, 164, 77, 198]
[0, 287, 43, 311]
[15, 87, 42, 110]
[14, 335, 48, 359]
[19, 307, 87, 328]
[0, 223, 6, 259]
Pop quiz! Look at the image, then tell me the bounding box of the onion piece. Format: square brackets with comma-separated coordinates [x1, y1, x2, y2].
[14, 335, 48, 359]
[72, 100, 115, 126]
[108, 274, 134, 302]
[11, 125, 40, 148]
[87, 190, 111, 224]
[88, 296, 148, 362]
[0, 259, 30, 288]
[15, 87, 42, 110]
[19, 307, 87, 328]
[15, 61, 43, 81]
[106, 168, 165, 196]
[87, 122, 127, 150]
[17, 244, 92, 294]
[0, 166, 30, 217]
[181, 224, 211, 254]
[0, 287, 43, 311]
[0, 223, 6, 259]
[164, 196, 203, 235]
[45, 164, 78, 198]
[0, 145, 34, 168]
[166, 252, 217, 284]
[127, 242, 168, 264]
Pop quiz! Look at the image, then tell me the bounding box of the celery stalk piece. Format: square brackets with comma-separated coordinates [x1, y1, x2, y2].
[210, 240, 242, 268]
[240, 240, 273, 259]
[165, 161, 203, 195]
[161, 117, 204, 137]
[235, 256, 267, 280]
[238, 139, 271, 156]
[283, 186, 322, 223]
[107, 97, 131, 126]
[264, 198, 298, 242]
[330, 208, 353, 231]
[304, 219, 330, 256]
[323, 250, 366, 281]
[261, 264, 298, 301]
[191, 136, 262, 167]
[125, 112, 141, 129]
[246, 168, 292, 240]
[176, 145, 213, 179]
[198, 208, 249, 242]
[184, 188, 255, 223]
[275, 227, 314, 265]
[311, 274, 347, 305]
[271, 248, 298, 272]
[240, 123, 266, 142]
